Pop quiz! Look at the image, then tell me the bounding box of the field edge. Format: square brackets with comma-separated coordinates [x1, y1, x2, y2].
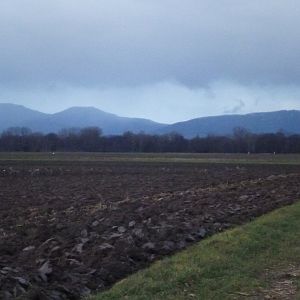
[91, 201, 300, 300]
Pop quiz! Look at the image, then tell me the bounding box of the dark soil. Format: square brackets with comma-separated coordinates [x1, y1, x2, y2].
[1, 161, 300, 299]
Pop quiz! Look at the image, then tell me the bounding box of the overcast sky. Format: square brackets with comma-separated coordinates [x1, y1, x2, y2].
[1, 0, 300, 123]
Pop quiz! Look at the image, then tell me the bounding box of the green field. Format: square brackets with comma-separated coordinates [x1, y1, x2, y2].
[0, 152, 300, 165]
[91, 202, 300, 300]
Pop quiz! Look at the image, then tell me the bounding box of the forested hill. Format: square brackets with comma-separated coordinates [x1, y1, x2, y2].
[156, 110, 300, 137]
[0, 104, 163, 135]
[1, 103, 300, 137]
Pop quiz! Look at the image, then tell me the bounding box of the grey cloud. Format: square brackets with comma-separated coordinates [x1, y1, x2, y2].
[224, 99, 245, 114]
[1, 1, 300, 123]
[1, 0, 300, 89]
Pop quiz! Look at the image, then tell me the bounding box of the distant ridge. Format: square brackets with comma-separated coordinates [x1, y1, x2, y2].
[0, 103, 47, 130]
[0, 104, 163, 135]
[156, 110, 300, 137]
[1, 103, 300, 137]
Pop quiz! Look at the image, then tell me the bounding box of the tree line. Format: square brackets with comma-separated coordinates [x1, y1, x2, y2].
[0, 126, 300, 153]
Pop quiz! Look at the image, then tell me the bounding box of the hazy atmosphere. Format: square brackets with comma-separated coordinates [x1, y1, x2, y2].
[1, 0, 300, 123]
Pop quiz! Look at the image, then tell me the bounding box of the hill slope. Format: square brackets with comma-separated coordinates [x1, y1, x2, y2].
[24, 106, 164, 135]
[0, 103, 47, 131]
[0, 104, 163, 135]
[1, 103, 300, 137]
[157, 110, 300, 137]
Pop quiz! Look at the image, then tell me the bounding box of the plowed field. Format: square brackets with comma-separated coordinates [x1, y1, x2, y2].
[1, 155, 300, 299]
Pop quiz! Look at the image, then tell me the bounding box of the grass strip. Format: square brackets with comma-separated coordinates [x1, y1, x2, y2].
[91, 201, 300, 300]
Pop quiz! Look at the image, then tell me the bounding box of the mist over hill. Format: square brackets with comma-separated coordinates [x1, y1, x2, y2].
[1, 103, 300, 137]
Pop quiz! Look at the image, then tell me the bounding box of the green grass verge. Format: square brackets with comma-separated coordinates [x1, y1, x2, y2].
[91, 202, 300, 300]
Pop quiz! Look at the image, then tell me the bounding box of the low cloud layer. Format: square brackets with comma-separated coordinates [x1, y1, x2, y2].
[2, 81, 300, 123]
[1, 1, 300, 121]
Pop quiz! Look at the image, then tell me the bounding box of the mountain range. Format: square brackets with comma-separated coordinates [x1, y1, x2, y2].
[1, 103, 300, 137]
